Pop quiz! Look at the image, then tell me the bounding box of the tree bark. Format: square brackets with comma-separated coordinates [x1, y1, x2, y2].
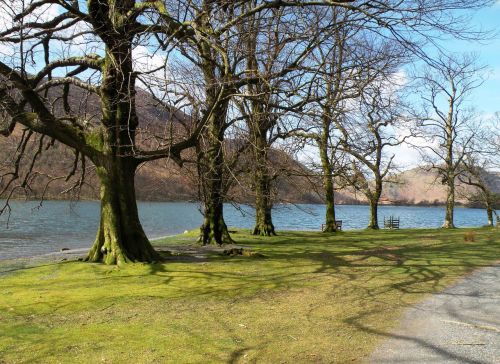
[486, 205, 494, 227]
[200, 194, 233, 246]
[366, 176, 382, 229]
[443, 176, 455, 228]
[252, 126, 276, 236]
[86, 159, 159, 264]
[319, 133, 337, 232]
[198, 102, 233, 245]
[367, 198, 380, 230]
[86, 33, 160, 263]
[253, 167, 275, 236]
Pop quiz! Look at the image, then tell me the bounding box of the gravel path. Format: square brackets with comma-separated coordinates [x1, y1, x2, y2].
[370, 264, 500, 364]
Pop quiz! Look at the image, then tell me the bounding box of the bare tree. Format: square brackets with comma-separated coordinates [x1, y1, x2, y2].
[456, 125, 498, 227]
[305, 8, 396, 232]
[0, 0, 212, 264]
[414, 54, 485, 228]
[0, 0, 492, 263]
[337, 76, 410, 229]
[459, 155, 499, 226]
[236, 5, 320, 236]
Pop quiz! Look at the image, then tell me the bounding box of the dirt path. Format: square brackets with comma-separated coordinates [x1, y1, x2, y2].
[370, 264, 500, 364]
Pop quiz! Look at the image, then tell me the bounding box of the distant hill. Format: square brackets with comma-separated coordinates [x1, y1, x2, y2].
[381, 167, 500, 206]
[0, 85, 338, 204]
[3, 83, 498, 206]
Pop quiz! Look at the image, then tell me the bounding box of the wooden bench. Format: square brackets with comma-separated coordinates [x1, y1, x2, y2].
[384, 216, 400, 229]
[321, 220, 342, 231]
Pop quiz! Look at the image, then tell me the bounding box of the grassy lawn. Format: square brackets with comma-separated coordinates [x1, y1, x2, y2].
[0, 228, 499, 363]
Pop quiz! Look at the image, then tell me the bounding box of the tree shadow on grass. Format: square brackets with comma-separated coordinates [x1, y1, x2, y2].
[135, 228, 500, 303]
[2, 229, 499, 363]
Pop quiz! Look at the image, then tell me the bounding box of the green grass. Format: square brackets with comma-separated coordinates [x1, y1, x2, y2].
[0, 228, 499, 363]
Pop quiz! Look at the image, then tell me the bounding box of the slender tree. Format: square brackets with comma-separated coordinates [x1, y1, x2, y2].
[458, 155, 498, 226]
[237, 5, 317, 236]
[337, 79, 410, 229]
[414, 54, 485, 228]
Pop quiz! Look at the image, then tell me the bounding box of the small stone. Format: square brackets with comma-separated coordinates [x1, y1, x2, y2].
[60, 248, 70, 252]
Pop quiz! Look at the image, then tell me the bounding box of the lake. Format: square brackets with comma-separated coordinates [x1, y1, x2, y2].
[0, 200, 495, 260]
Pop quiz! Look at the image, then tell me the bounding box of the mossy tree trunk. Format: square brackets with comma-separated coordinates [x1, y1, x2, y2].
[368, 198, 379, 230]
[366, 177, 382, 230]
[84, 17, 159, 262]
[198, 102, 234, 246]
[86, 159, 158, 264]
[480, 189, 494, 227]
[252, 130, 275, 236]
[195, 5, 235, 245]
[486, 204, 494, 227]
[442, 176, 455, 228]
[241, 18, 276, 237]
[442, 115, 456, 230]
[319, 121, 337, 233]
[441, 99, 457, 229]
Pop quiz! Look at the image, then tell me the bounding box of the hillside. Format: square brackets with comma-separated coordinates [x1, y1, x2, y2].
[0, 84, 338, 204]
[2, 84, 498, 206]
[382, 167, 500, 206]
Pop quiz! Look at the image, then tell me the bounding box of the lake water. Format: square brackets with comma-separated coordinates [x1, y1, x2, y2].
[0, 200, 495, 260]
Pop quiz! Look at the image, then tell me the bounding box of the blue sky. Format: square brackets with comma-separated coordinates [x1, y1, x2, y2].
[387, 3, 500, 169]
[448, 4, 500, 116]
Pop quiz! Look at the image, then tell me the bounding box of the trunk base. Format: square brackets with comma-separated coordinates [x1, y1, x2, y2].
[85, 236, 159, 265]
[85, 209, 160, 265]
[198, 221, 234, 246]
[84, 164, 160, 265]
[441, 222, 456, 229]
[322, 222, 337, 233]
[252, 223, 276, 236]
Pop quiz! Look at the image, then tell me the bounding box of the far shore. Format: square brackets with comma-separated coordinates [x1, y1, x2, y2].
[0, 196, 487, 209]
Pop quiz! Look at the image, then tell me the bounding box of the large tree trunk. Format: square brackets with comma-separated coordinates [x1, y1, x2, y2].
[253, 167, 275, 236]
[200, 193, 233, 246]
[198, 103, 233, 246]
[367, 198, 379, 230]
[85, 35, 160, 264]
[319, 132, 337, 232]
[367, 178, 382, 230]
[443, 176, 455, 228]
[86, 159, 158, 264]
[252, 128, 275, 236]
[484, 191, 494, 227]
[198, 141, 233, 245]
[486, 205, 494, 227]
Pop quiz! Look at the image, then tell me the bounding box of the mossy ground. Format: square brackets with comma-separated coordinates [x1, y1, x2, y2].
[0, 228, 499, 363]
